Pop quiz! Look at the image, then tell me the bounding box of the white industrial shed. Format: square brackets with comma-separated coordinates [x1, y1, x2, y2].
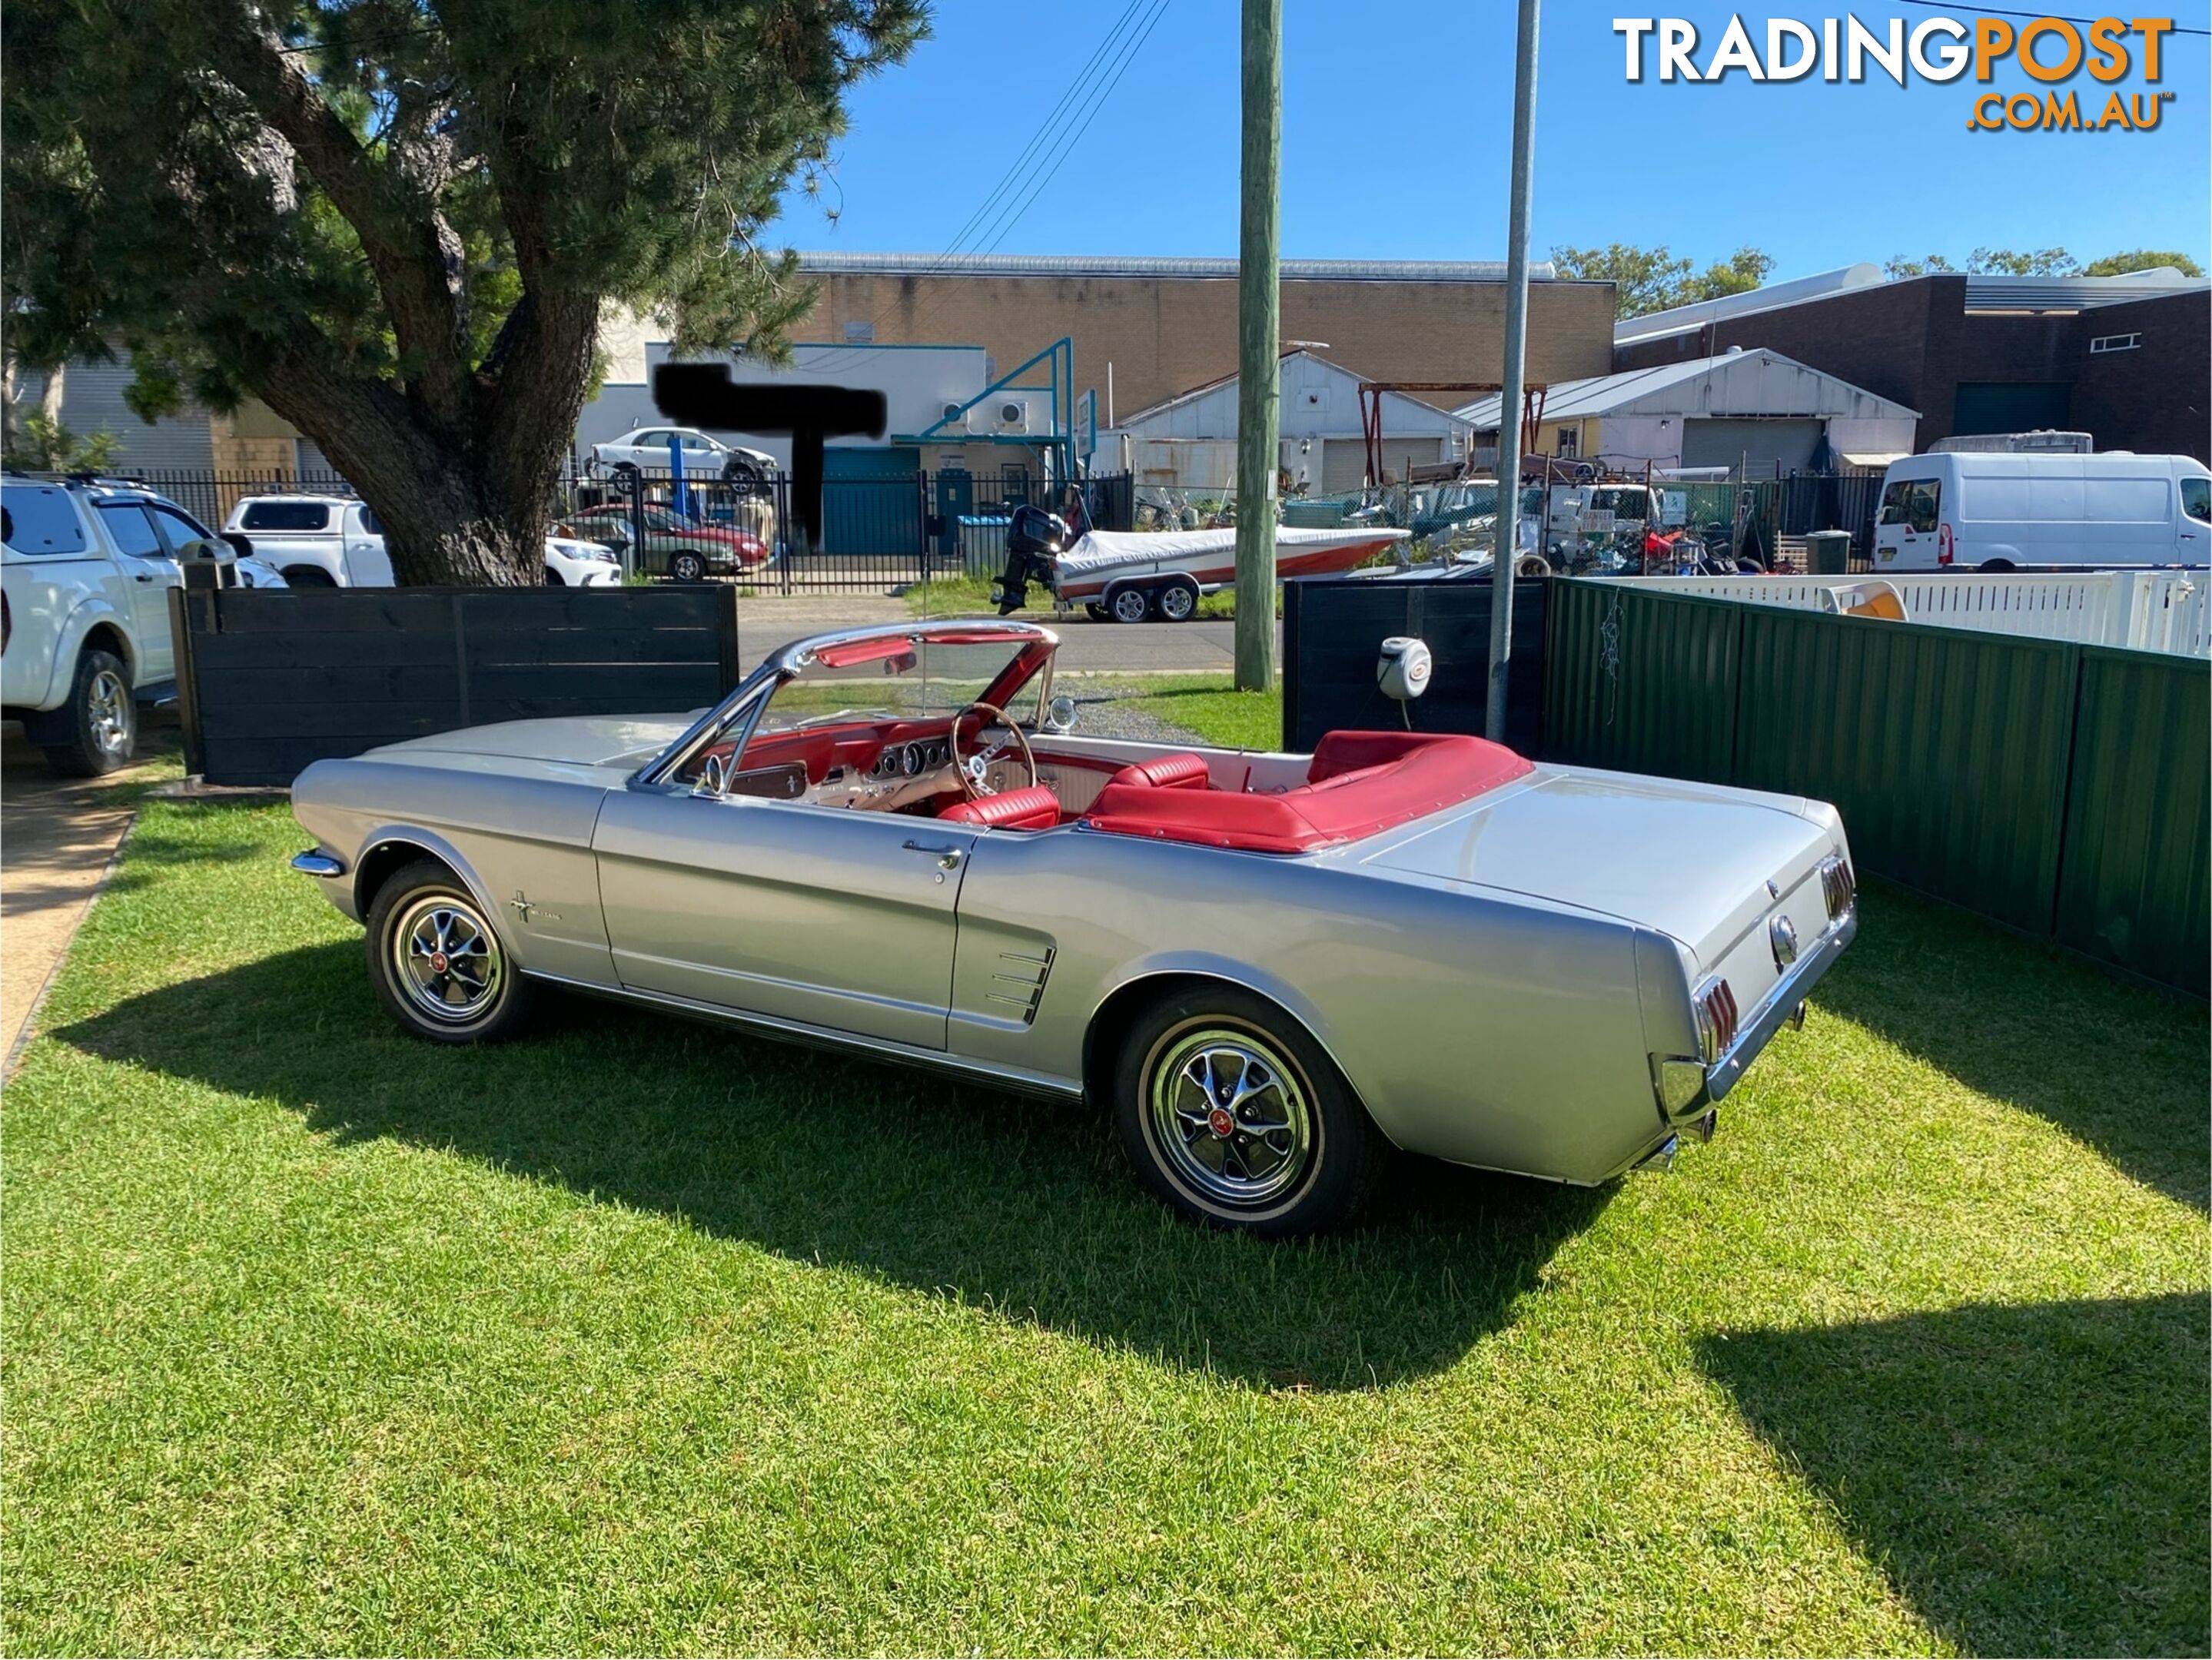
[1101, 350, 1479, 491]
[1455, 347, 1918, 475]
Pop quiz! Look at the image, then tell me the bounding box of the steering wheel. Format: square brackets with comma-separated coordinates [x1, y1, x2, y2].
[947, 701, 1038, 800]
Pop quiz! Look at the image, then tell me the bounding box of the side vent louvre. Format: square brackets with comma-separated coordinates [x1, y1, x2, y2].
[985, 947, 1055, 1025]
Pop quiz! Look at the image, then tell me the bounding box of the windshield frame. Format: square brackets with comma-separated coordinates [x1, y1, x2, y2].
[636, 619, 1058, 788]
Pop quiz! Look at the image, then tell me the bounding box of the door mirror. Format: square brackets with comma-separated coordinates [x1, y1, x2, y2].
[692, 752, 729, 798]
[1042, 695, 1078, 735]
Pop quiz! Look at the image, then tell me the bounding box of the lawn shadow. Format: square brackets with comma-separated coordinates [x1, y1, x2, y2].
[1817, 883, 2210, 1210]
[55, 940, 1611, 1392]
[1700, 1293, 2210, 1657]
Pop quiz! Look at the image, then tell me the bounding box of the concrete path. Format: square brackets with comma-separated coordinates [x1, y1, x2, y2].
[1, 726, 171, 1066]
[735, 595, 1268, 676]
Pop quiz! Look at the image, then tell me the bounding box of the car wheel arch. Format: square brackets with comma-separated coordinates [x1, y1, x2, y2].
[352, 831, 503, 941]
[1080, 966, 1378, 1136]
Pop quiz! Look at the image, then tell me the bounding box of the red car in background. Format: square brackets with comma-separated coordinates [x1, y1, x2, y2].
[556, 504, 770, 583]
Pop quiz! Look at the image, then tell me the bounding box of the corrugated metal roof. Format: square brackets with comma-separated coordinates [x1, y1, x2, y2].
[1963, 271, 2209, 312]
[1454, 349, 1918, 427]
[1613, 264, 1886, 345]
[1114, 349, 1473, 432]
[796, 251, 1562, 283]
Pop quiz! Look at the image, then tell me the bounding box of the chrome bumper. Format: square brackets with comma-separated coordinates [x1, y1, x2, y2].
[290, 849, 346, 878]
[1704, 908, 1857, 1104]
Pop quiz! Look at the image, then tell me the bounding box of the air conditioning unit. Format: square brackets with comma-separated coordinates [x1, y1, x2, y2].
[992, 397, 1032, 434]
[937, 400, 975, 435]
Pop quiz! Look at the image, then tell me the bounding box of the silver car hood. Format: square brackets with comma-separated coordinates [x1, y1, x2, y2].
[364, 714, 694, 777]
[1357, 764, 1832, 952]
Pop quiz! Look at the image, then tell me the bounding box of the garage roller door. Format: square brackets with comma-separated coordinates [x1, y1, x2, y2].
[1681, 418, 1823, 475]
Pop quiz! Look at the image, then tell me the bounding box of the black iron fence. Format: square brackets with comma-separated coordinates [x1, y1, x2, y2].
[33, 463, 1133, 593]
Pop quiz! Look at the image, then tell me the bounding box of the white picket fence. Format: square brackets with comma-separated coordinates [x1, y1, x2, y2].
[1604, 570, 2212, 658]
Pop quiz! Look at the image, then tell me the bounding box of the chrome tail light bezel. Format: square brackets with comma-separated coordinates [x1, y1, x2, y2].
[1818, 854, 1858, 922]
[1694, 976, 1740, 1065]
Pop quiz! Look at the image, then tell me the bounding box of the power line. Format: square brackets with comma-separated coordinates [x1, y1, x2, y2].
[801, 0, 1175, 374]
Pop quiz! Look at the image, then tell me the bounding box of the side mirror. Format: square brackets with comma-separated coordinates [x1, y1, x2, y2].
[1042, 695, 1078, 735]
[692, 752, 729, 798]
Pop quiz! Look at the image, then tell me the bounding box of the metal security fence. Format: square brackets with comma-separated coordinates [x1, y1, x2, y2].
[1543, 577, 2210, 995]
[15, 467, 360, 530]
[553, 466, 1134, 592]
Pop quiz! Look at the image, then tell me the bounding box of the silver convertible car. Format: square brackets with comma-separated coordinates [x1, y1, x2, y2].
[291, 619, 1857, 1234]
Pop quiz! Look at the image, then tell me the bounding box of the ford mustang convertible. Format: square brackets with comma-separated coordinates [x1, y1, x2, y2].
[291, 619, 1856, 1234]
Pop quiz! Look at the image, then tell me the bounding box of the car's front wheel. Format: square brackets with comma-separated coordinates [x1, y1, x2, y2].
[365, 860, 534, 1044]
[44, 648, 135, 777]
[670, 550, 707, 583]
[1114, 986, 1387, 1235]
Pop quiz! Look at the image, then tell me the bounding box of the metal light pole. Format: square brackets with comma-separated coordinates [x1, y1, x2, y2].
[1233, 0, 1281, 692]
[1486, 0, 1540, 742]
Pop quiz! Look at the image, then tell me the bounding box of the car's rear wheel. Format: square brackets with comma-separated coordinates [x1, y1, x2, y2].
[365, 860, 534, 1044]
[670, 550, 707, 583]
[44, 648, 135, 777]
[1114, 985, 1387, 1235]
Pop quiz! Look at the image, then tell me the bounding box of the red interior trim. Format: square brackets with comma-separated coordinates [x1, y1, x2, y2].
[1082, 732, 1531, 854]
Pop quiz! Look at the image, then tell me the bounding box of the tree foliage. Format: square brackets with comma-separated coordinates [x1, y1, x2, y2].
[1549, 244, 1775, 320]
[2, 0, 925, 583]
[1887, 247, 2206, 279]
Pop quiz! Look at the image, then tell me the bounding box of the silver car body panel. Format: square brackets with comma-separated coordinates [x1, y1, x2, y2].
[292, 621, 1855, 1187]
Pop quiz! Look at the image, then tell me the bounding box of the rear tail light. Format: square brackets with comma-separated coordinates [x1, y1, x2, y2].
[1695, 978, 1739, 1064]
[1818, 855, 1857, 921]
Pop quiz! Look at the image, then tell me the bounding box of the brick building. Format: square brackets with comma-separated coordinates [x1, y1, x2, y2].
[1613, 266, 2210, 462]
[787, 252, 1618, 423]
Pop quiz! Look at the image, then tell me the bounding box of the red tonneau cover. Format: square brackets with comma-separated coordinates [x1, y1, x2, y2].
[1081, 731, 1532, 854]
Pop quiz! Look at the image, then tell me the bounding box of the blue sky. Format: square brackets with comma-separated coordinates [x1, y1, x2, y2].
[776, 2, 2211, 281]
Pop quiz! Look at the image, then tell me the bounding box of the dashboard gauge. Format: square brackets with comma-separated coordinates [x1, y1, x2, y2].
[902, 742, 925, 776]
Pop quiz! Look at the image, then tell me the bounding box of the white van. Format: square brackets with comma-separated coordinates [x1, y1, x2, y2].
[1875, 452, 2210, 572]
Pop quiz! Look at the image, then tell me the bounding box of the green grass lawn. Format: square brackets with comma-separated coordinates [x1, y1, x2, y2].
[903, 575, 1260, 621]
[5, 798, 2206, 1655]
[1064, 672, 1286, 752]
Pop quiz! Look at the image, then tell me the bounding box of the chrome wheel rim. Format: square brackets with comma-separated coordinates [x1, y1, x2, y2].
[391, 895, 503, 1024]
[87, 668, 130, 755]
[1159, 586, 1195, 621]
[1112, 590, 1149, 622]
[1146, 1024, 1315, 1208]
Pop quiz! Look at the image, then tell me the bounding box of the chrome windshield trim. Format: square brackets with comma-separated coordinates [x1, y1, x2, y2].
[637, 619, 1062, 788]
[1704, 908, 1858, 1104]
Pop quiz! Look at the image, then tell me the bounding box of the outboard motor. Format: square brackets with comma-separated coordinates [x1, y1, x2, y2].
[993, 505, 1071, 615]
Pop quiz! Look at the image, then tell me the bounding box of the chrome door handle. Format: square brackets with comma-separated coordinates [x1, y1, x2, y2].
[902, 839, 965, 870]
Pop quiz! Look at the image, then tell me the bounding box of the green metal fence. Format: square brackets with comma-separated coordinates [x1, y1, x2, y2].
[1543, 579, 2210, 995]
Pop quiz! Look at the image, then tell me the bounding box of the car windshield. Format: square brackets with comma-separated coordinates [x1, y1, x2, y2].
[754, 636, 1043, 736]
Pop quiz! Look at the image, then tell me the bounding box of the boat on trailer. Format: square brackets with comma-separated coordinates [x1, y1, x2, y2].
[994, 509, 1410, 622]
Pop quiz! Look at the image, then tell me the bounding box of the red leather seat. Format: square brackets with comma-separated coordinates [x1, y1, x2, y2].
[1082, 732, 1533, 853]
[938, 785, 1061, 831]
[1106, 751, 1212, 791]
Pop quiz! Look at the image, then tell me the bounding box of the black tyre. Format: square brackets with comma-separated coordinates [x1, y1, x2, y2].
[1114, 985, 1389, 1236]
[282, 565, 337, 586]
[364, 860, 534, 1044]
[1108, 585, 1151, 625]
[43, 648, 135, 777]
[670, 550, 707, 584]
[1978, 559, 2016, 573]
[1155, 577, 1201, 622]
[722, 458, 763, 493]
[543, 564, 566, 586]
[1084, 601, 1109, 622]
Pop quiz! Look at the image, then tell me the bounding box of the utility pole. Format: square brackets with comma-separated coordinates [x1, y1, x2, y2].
[1233, 0, 1281, 692]
[1486, 0, 1540, 742]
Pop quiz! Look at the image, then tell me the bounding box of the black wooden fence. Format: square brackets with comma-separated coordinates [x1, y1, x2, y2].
[1280, 577, 1549, 756]
[173, 586, 740, 787]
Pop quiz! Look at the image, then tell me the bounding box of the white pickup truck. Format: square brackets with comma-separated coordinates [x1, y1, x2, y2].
[4, 477, 181, 772]
[224, 493, 621, 586]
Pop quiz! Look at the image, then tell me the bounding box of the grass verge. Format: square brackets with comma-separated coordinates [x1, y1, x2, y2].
[4, 800, 2205, 1654]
